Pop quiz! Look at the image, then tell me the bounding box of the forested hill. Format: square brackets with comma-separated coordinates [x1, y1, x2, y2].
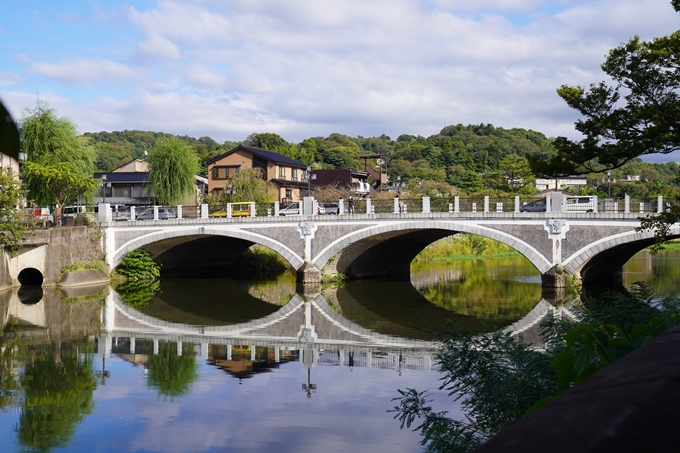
[82, 124, 556, 181]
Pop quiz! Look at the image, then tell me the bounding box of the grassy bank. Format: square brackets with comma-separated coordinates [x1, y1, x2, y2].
[414, 234, 520, 263]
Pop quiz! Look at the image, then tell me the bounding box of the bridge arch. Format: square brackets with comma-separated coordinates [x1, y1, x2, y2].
[110, 227, 304, 271]
[313, 221, 553, 280]
[563, 226, 680, 285]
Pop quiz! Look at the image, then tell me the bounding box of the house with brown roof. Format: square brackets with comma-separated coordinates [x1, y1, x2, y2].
[206, 145, 308, 203]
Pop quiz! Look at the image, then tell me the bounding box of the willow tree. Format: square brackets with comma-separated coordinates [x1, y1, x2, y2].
[19, 101, 96, 206]
[147, 137, 200, 205]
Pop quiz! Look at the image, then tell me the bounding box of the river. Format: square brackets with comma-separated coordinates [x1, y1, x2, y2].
[0, 248, 678, 453]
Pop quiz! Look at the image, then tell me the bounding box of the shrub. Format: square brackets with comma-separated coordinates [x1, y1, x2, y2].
[115, 249, 161, 281]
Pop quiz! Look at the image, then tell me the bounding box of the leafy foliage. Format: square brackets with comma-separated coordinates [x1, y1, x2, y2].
[227, 168, 276, 203]
[529, 1, 680, 176]
[392, 283, 680, 452]
[392, 326, 556, 452]
[22, 162, 99, 218]
[147, 136, 200, 205]
[116, 279, 161, 309]
[18, 341, 97, 451]
[146, 342, 198, 400]
[20, 100, 97, 206]
[636, 200, 680, 254]
[115, 249, 161, 281]
[0, 167, 31, 246]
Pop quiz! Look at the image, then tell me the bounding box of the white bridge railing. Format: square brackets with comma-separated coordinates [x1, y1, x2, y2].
[96, 194, 667, 222]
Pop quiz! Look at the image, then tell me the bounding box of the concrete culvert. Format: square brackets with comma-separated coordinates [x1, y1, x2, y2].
[18, 268, 44, 286]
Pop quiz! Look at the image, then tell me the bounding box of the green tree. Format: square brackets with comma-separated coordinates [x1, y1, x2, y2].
[147, 342, 198, 400]
[529, 1, 680, 177]
[147, 136, 200, 205]
[392, 283, 680, 453]
[485, 154, 536, 195]
[228, 168, 276, 203]
[18, 341, 97, 451]
[20, 101, 97, 207]
[22, 162, 99, 223]
[0, 168, 31, 245]
[93, 142, 133, 172]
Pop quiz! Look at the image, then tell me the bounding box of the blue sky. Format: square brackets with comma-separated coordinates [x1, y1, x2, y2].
[1, 0, 679, 161]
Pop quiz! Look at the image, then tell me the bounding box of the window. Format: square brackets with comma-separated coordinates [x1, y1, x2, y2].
[286, 189, 292, 199]
[292, 168, 298, 180]
[279, 166, 286, 178]
[213, 167, 227, 179]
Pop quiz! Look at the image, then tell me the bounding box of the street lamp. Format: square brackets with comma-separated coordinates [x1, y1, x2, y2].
[301, 368, 317, 398]
[227, 183, 233, 204]
[102, 174, 107, 203]
[305, 166, 316, 196]
[607, 171, 611, 198]
[396, 176, 402, 196]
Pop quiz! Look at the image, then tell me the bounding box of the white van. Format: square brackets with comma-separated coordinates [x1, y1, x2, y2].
[564, 196, 596, 212]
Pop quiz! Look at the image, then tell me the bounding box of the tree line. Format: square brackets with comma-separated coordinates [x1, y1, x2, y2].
[83, 124, 680, 199]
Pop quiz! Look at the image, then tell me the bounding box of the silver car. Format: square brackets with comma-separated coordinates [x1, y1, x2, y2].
[136, 207, 177, 220]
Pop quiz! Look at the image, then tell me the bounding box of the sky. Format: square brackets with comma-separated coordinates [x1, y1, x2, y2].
[1, 0, 679, 161]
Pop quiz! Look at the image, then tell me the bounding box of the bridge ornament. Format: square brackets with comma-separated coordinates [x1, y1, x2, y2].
[298, 222, 316, 236]
[544, 219, 570, 266]
[298, 222, 318, 261]
[548, 219, 567, 235]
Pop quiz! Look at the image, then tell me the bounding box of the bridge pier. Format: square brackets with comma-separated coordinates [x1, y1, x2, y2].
[297, 261, 323, 283]
[541, 265, 580, 289]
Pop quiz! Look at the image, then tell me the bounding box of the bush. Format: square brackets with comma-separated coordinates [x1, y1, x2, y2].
[115, 249, 161, 281]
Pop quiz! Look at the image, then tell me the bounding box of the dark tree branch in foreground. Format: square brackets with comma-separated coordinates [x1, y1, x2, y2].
[529, 1, 680, 177]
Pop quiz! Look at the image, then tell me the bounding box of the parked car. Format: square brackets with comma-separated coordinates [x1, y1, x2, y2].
[136, 207, 176, 220]
[279, 202, 300, 216]
[564, 196, 595, 212]
[319, 202, 339, 215]
[519, 198, 547, 212]
[211, 209, 228, 218]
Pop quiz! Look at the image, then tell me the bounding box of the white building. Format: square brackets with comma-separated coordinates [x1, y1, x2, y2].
[534, 176, 588, 191]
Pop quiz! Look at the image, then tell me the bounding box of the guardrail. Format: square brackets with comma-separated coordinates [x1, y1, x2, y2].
[95, 194, 670, 222]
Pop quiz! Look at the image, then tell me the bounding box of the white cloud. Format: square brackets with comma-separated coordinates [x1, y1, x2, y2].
[0, 71, 25, 86]
[29, 58, 136, 85]
[3, 0, 679, 149]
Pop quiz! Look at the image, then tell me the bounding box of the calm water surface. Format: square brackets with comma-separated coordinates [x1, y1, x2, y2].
[1, 249, 678, 453]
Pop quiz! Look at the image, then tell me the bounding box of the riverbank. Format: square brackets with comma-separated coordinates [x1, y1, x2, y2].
[414, 234, 519, 263]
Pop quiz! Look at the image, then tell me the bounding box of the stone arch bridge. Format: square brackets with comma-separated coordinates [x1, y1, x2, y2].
[101, 212, 678, 287]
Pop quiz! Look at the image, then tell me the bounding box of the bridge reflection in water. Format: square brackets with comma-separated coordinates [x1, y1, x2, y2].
[100, 288, 438, 376]
[98, 283, 579, 378]
[0, 280, 580, 382]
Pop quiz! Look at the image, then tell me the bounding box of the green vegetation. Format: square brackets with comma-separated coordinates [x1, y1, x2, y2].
[81, 121, 680, 200]
[18, 340, 97, 451]
[147, 136, 201, 205]
[529, 0, 680, 177]
[115, 279, 161, 310]
[146, 342, 198, 401]
[115, 249, 161, 281]
[20, 100, 98, 211]
[224, 246, 292, 279]
[392, 283, 680, 452]
[224, 168, 277, 204]
[414, 235, 517, 263]
[61, 260, 106, 273]
[0, 167, 31, 246]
